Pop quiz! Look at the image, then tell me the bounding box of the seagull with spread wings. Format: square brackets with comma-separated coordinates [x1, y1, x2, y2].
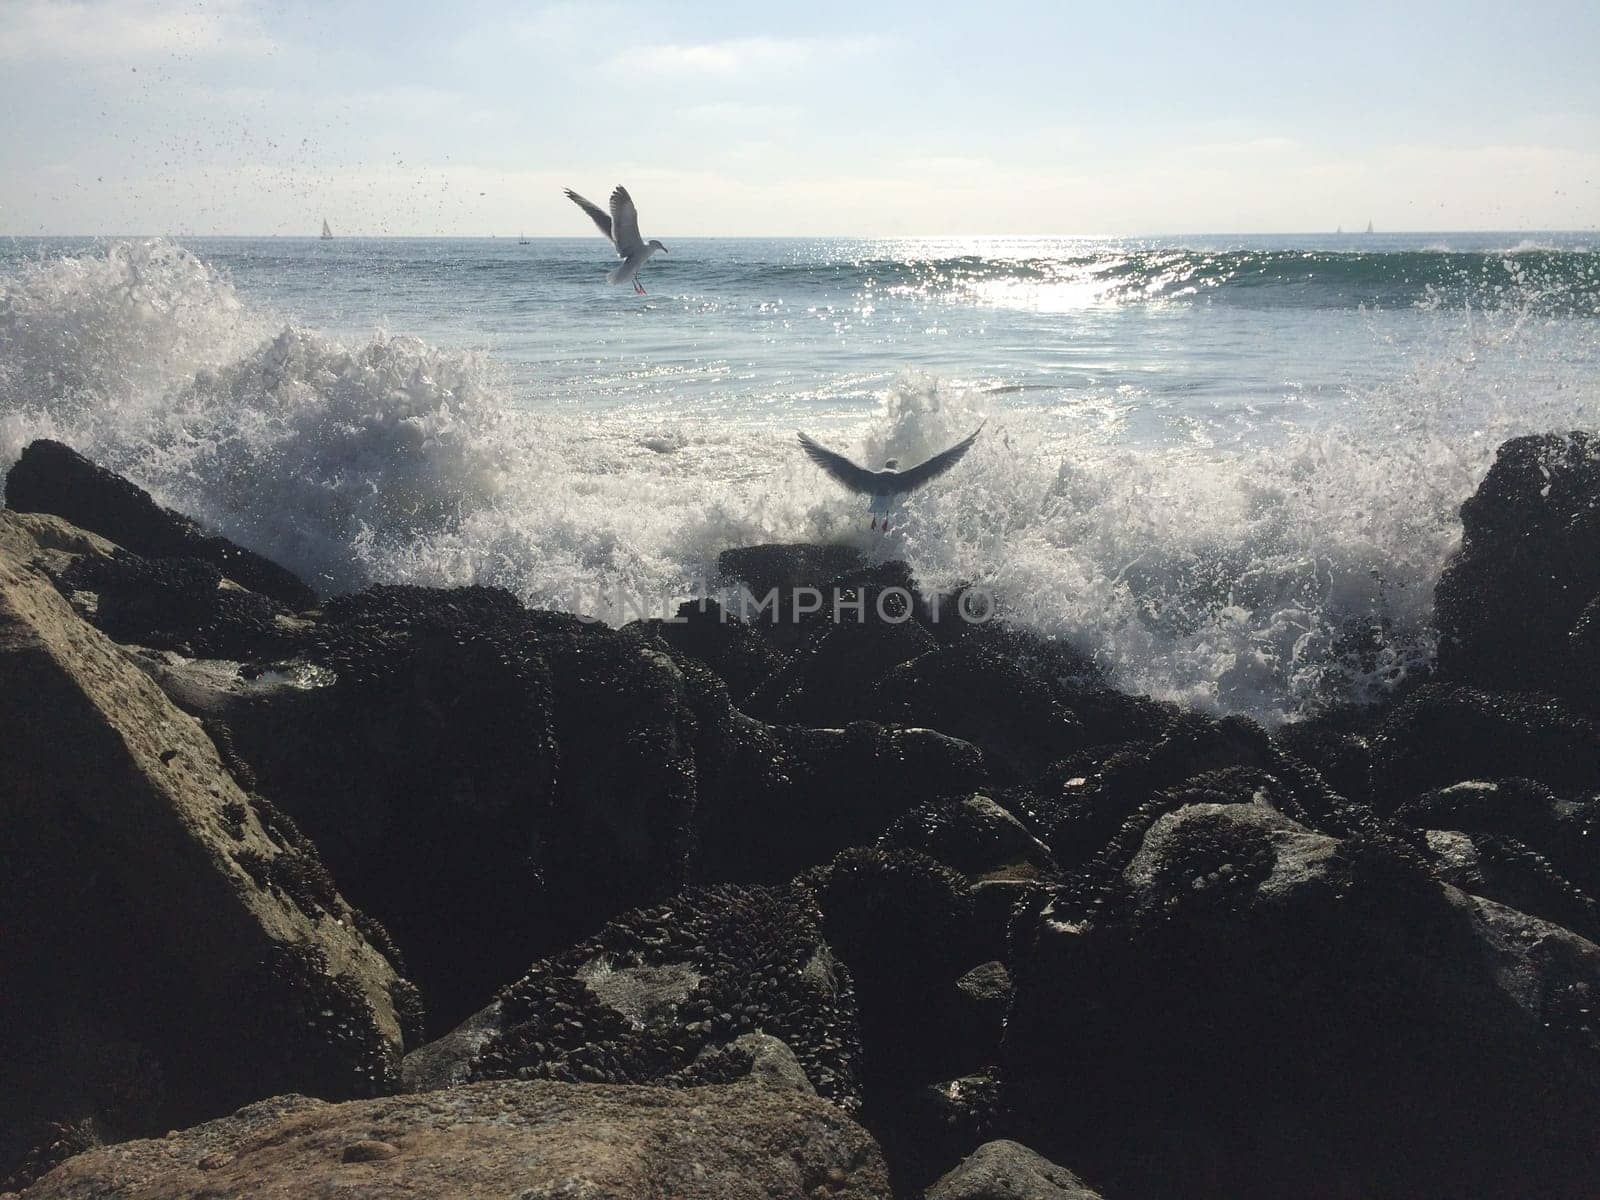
[797, 422, 986, 531]
[563, 185, 668, 294]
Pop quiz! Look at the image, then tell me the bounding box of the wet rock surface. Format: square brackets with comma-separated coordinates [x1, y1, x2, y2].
[4, 440, 315, 609]
[1434, 431, 1600, 702]
[1004, 804, 1600, 1200]
[9, 434, 1600, 1198]
[0, 511, 408, 1190]
[926, 1139, 1104, 1200]
[447, 885, 863, 1109]
[19, 1081, 892, 1200]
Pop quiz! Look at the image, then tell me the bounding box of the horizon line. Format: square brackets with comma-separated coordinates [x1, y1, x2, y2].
[4, 228, 1597, 241]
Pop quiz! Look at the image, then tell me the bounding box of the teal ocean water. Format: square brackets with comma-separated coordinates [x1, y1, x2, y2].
[2, 233, 1597, 721]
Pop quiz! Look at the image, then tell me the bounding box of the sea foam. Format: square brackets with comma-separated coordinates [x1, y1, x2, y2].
[3, 239, 1596, 724]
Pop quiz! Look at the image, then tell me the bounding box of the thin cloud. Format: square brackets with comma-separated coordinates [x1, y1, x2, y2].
[0, 0, 276, 62]
[614, 35, 879, 77]
[680, 102, 803, 124]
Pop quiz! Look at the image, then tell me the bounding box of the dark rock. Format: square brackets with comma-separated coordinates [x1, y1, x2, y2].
[799, 848, 986, 1089]
[1370, 683, 1600, 804]
[949, 961, 1013, 1061]
[1016, 716, 1359, 875]
[0, 512, 407, 1190]
[628, 597, 788, 705]
[927, 1139, 1105, 1200]
[1274, 703, 1380, 807]
[162, 584, 563, 1035]
[971, 877, 1050, 963]
[4, 439, 315, 608]
[747, 602, 938, 726]
[1005, 802, 1600, 1200]
[1435, 431, 1600, 700]
[1394, 778, 1600, 901]
[1571, 595, 1600, 709]
[439, 885, 864, 1110]
[1418, 827, 1600, 943]
[881, 794, 1058, 880]
[21, 1080, 892, 1200]
[59, 549, 295, 661]
[717, 541, 865, 631]
[870, 637, 1088, 780]
[675, 654, 986, 883]
[171, 588, 703, 1036]
[865, 1072, 1003, 1196]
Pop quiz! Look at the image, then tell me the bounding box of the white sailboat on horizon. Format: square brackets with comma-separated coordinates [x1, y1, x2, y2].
[320, 218, 334, 240]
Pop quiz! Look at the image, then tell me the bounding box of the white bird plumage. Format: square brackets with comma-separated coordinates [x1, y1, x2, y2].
[563, 185, 668, 294]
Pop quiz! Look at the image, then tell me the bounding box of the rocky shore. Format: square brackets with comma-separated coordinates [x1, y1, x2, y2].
[3, 432, 1600, 1199]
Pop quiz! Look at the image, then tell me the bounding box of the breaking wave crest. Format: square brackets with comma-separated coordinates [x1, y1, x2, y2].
[3, 239, 1597, 724]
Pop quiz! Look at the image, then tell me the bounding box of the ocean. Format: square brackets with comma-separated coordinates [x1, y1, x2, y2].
[2, 232, 1597, 723]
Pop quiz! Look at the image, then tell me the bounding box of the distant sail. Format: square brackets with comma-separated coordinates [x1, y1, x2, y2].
[1365, 220, 1374, 235]
[1336, 225, 1343, 235]
[321, 218, 333, 240]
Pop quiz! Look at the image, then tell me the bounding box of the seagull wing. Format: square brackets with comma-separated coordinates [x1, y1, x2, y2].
[894, 421, 986, 491]
[797, 432, 880, 494]
[609, 186, 645, 257]
[564, 189, 614, 246]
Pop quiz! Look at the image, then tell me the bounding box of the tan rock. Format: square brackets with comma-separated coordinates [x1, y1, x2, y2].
[23, 1080, 891, 1199]
[0, 510, 408, 1183]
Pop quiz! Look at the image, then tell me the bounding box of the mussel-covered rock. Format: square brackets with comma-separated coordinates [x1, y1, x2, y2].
[799, 848, 988, 1090]
[4, 439, 315, 608]
[58, 548, 296, 661]
[1370, 683, 1600, 804]
[408, 885, 863, 1110]
[629, 597, 789, 705]
[1434, 431, 1600, 702]
[881, 794, 1058, 881]
[186, 587, 703, 1036]
[1393, 778, 1600, 902]
[1004, 801, 1600, 1200]
[672, 653, 987, 883]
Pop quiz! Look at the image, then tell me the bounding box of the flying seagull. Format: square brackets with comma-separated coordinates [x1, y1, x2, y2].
[797, 422, 986, 530]
[563, 185, 668, 294]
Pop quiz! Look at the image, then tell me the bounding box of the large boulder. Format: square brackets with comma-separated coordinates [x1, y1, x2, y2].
[1004, 801, 1600, 1199]
[1369, 683, 1600, 803]
[147, 585, 983, 1028]
[4, 440, 315, 609]
[718, 542, 864, 621]
[1011, 715, 1359, 877]
[629, 598, 789, 705]
[673, 654, 986, 884]
[20, 1079, 892, 1200]
[1393, 778, 1600, 901]
[148, 585, 700, 1037]
[1434, 431, 1600, 700]
[927, 1140, 1105, 1200]
[801, 848, 987, 1090]
[0, 512, 410, 1189]
[407, 885, 863, 1111]
[1417, 826, 1600, 944]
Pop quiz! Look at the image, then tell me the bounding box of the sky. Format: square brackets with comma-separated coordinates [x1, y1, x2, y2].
[2, 0, 1597, 236]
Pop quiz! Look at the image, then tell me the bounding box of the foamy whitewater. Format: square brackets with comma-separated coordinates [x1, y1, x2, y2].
[3, 233, 1597, 723]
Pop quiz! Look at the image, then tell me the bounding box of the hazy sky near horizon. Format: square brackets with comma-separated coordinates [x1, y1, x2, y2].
[2, 0, 1597, 236]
